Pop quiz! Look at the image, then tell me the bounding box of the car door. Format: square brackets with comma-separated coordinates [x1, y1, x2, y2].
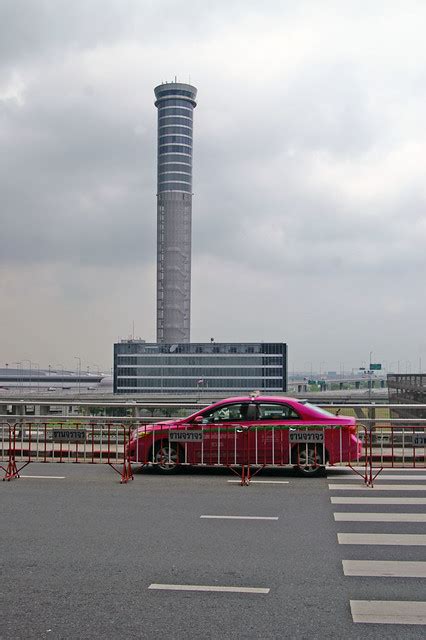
[254, 402, 302, 465]
[198, 402, 251, 465]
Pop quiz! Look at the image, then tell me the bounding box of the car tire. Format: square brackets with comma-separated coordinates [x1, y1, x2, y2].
[153, 442, 182, 473]
[292, 444, 326, 477]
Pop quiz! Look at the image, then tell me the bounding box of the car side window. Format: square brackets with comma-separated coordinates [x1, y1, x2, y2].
[202, 403, 249, 423]
[257, 403, 300, 420]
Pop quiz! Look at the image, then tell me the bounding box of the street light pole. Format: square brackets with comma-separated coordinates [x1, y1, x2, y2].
[74, 357, 81, 395]
[32, 362, 40, 392]
[22, 360, 31, 390]
[368, 351, 373, 400]
[13, 362, 22, 390]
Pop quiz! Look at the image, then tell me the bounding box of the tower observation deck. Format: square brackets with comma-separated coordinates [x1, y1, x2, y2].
[154, 81, 197, 344]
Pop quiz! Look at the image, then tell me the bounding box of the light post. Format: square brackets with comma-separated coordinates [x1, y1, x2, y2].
[32, 362, 40, 392]
[304, 362, 313, 378]
[55, 364, 64, 381]
[13, 362, 22, 390]
[55, 364, 64, 391]
[22, 360, 31, 390]
[368, 351, 373, 399]
[196, 378, 204, 399]
[91, 364, 100, 376]
[74, 357, 81, 395]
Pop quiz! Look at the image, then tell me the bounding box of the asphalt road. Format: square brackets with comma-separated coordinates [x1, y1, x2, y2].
[1, 463, 425, 639]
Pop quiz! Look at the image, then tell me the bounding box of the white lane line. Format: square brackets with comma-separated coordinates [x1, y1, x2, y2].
[343, 560, 426, 578]
[338, 533, 426, 546]
[200, 515, 279, 520]
[334, 512, 426, 522]
[331, 475, 426, 481]
[329, 484, 426, 491]
[227, 480, 289, 484]
[148, 584, 270, 594]
[20, 475, 66, 479]
[331, 497, 426, 504]
[350, 600, 426, 625]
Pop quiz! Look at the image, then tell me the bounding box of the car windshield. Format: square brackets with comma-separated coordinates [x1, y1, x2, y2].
[300, 402, 336, 418]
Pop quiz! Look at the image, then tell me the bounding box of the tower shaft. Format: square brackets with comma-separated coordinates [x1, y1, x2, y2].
[154, 82, 197, 344]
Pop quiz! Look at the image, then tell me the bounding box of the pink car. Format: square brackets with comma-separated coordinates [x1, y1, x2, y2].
[127, 396, 362, 476]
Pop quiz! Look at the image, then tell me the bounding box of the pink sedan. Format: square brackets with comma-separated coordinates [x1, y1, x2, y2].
[127, 396, 362, 476]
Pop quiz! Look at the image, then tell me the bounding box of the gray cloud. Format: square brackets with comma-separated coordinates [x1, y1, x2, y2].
[1, 0, 426, 369]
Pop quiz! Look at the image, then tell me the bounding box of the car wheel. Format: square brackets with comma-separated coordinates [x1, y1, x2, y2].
[292, 445, 325, 477]
[153, 442, 181, 473]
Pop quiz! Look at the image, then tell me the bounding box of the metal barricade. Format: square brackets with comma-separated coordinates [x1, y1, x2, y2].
[362, 421, 426, 486]
[128, 422, 366, 485]
[0, 421, 133, 483]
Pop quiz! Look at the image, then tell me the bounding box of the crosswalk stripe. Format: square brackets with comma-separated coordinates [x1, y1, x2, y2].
[343, 560, 426, 578]
[334, 512, 426, 522]
[338, 533, 426, 545]
[348, 467, 426, 471]
[350, 600, 426, 624]
[331, 497, 426, 504]
[330, 475, 426, 481]
[329, 484, 426, 491]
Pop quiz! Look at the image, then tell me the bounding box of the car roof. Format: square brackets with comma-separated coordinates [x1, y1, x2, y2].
[219, 395, 298, 403]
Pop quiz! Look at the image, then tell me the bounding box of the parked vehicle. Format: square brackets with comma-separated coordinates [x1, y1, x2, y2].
[127, 395, 362, 476]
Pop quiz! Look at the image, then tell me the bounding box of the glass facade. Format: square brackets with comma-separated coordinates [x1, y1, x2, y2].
[155, 85, 196, 196]
[159, 144, 192, 155]
[114, 342, 287, 394]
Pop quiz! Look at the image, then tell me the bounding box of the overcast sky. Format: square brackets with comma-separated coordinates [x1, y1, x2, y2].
[1, 0, 426, 374]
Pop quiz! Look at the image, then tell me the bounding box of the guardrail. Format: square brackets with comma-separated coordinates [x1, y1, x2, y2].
[1, 401, 425, 423]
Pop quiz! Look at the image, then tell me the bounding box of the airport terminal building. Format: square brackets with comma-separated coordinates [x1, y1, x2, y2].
[113, 341, 287, 395]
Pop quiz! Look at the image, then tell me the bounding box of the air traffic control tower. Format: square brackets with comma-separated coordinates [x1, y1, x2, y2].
[154, 81, 197, 343]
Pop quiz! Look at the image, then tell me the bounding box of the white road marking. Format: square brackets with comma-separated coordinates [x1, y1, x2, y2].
[350, 600, 426, 625]
[329, 484, 426, 491]
[338, 533, 426, 546]
[20, 475, 66, 479]
[331, 497, 426, 504]
[343, 560, 426, 578]
[346, 467, 426, 472]
[334, 512, 426, 522]
[200, 515, 279, 520]
[227, 480, 289, 484]
[331, 475, 426, 481]
[148, 584, 270, 594]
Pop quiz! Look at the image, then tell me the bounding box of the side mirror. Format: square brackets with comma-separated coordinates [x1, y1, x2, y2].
[193, 415, 204, 424]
